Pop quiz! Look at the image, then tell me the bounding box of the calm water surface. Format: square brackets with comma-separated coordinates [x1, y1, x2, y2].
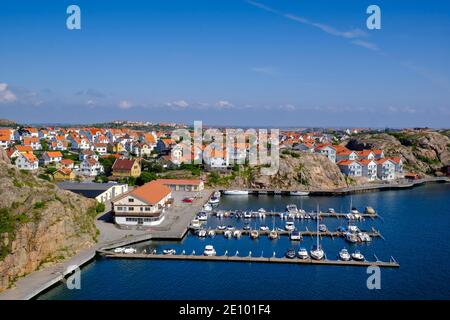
[38, 183, 450, 299]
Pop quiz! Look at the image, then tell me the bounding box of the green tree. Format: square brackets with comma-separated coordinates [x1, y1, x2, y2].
[135, 172, 157, 186]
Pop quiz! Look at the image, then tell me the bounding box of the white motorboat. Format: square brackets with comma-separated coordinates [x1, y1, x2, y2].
[113, 247, 125, 253]
[297, 248, 309, 259]
[209, 197, 220, 204]
[345, 232, 359, 243]
[318, 224, 327, 232]
[269, 230, 278, 239]
[213, 191, 221, 198]
[260, 225, 269, 231]
[207, 230, 216, 237]
[289, 231, 302, 241]
[285, 221, 295, 231]
[203, 203, 213, 211]
[190, 219, 201, 229]
[327, 208, 335, 214]
[196, 213, 208, 221]
[286, 204, 298, 213]
[217, 225, 226, 230]
[347, 225, 360, 233]
[257, 208, 266, 218]
[223, 190, 249, 195]
[339, 248, 351, 261]
[250, 230, 259, 239]
[290, 191, 309, 196]
[123, 248, 136, 254]
[203, 245, 216, 256]
[198, 229, 207, 237]
[358, 232, 372, 242]
[233, 230, 242, 238]
[351, 250, 365, 261]
[310, 203, 325, 260]
[258, 208, 266, 213]
[162, 249, 176, 255]
[243, 211, 252, 219]
[224, 230, 232, 238]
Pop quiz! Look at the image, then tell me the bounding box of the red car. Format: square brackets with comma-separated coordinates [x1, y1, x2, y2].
[182, 197, 194, 203]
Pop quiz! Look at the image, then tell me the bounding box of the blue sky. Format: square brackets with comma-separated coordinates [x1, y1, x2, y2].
[0, 0, 449, 127]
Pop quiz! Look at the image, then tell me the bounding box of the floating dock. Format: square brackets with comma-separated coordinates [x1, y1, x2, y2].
[100, 252, 399, 268]
[213, 210, 378, 219]
[190, 227, 382, 239]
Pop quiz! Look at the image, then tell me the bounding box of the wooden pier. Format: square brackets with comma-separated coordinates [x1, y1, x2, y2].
[190, 227, 382, 239]
[100, 252, 399, 268]
[213, 210, 379, 219]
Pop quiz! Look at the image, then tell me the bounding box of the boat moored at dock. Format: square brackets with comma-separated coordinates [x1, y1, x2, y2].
[223, 190, 249, 195]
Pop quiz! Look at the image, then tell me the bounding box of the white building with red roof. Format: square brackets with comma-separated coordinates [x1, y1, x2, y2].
[15, 153, 39, 171]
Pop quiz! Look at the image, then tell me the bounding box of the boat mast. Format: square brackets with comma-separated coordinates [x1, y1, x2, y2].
[316, 203, 320, 249]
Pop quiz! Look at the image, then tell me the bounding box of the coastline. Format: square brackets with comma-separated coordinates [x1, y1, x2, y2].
[0, 178, 448, 300]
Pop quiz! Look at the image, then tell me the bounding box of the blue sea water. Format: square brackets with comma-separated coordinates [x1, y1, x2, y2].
[38, 183, 450, 300]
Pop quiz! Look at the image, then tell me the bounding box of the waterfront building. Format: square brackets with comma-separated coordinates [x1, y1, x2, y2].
[359, 159, 378, 180]
[112, 180, 172, 226]
[337, 160, 363, 177]
[58, 181, 129, 203]
[155, 178, 204, 192]
[376, 158, 397, 180]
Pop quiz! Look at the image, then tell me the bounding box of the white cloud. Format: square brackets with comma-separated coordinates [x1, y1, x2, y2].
[215, 100, 234, 109]
[118, 100, 133, 109]
[252, 66, 278, 76]
[166, 100, 189, 108]
[0, 83, 17, 103]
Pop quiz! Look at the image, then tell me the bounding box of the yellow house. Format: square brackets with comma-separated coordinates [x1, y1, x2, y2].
[53, 168, 76, 181]
[112, 158, 141, 178]
[110, 143, 126, 153]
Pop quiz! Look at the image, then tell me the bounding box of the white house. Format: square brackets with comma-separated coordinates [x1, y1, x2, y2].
[377, 159, 396, 181]
[79, 150, 99, 161]
[41, 151, 63, 165]
[337, 160, 362, 177]
[72, 137, 91, 150]
[360, 159, 378, 180]
[80, 158, 104, 176]
[316, 145, 337, 162]
[112, 180, 172, 226]
[23, 137, 41, 150]
[336, 150, 359, 163]
[93, 143, 108, 155]
[15, 153, 39, 171]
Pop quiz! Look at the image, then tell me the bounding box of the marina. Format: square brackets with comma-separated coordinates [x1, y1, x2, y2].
[99, 251, 400, 268]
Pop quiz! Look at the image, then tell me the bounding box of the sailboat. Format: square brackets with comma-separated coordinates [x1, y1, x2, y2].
[310, 203, 325, 260]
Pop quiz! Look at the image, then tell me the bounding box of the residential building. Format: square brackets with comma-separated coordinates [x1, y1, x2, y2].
[58, 182, 129, 203]
[80, 157, 104, 176]
[377, 159, 397, 180]
[53, 168, 76, 181]
[15, 153, 39, 171]
[22, 137, 41, 150]
[112, 158, 141, 178]
[41, 151, 63, 165]
[155, 178, 204, 192]
[359, 159, 378, 180]
[112, 180, 172, 226]
[337, 160, 362, 177]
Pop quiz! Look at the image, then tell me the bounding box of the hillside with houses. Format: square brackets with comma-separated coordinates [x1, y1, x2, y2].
[0, 122, 449, 190]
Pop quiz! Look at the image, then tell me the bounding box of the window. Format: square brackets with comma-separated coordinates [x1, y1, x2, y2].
[128, 207, 134, 211]
[128, 198, 134, 203]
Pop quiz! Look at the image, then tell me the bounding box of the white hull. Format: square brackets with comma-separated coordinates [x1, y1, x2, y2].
[223, 190, 249, 195]
[290, 191, 309, 196]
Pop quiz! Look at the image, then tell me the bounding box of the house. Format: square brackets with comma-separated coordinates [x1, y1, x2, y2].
[336, 149, 359, 163]
[112, 158, 141, 178]
[79, 150, 99, 161]
[57, 182, 129, 203]
[93, 143, 108, 155]
[132, 143, 153, 157]
[376, 159, 397, 181]
[72, 137, 91, 150]
[388, 157, 404, 178]
[359, 159, 378, 180]
[50, 140, 68, 151]
[15, 153, 39, 171]
[80, 158, 104, 177]
[357, 150, 375, 160]
[373, 149, 385, 159]
[58, 159, 75, 169]
[53, 168, 76, 181]
[0, 135, 12, 149]
[292, 142, 315, 153]
[337, 160, 362, 177]
[41, 151, 63, 165]
[112, 180, 172, 226]
[315, 145, 337, 162]
[156, 138, 175, 154]
[6, 145, 33, 159]
[155, 178, 204, 192]
[22, 137, 41, 150]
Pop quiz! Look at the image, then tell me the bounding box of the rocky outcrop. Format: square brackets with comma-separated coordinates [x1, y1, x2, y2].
[225, 152, 348, 190]
[346, 130, 450, 175]
[0, 154, 98, 292]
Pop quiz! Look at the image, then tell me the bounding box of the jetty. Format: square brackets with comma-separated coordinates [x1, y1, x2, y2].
[99, 251, 400, 268]
[213, 210, 378, 219]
